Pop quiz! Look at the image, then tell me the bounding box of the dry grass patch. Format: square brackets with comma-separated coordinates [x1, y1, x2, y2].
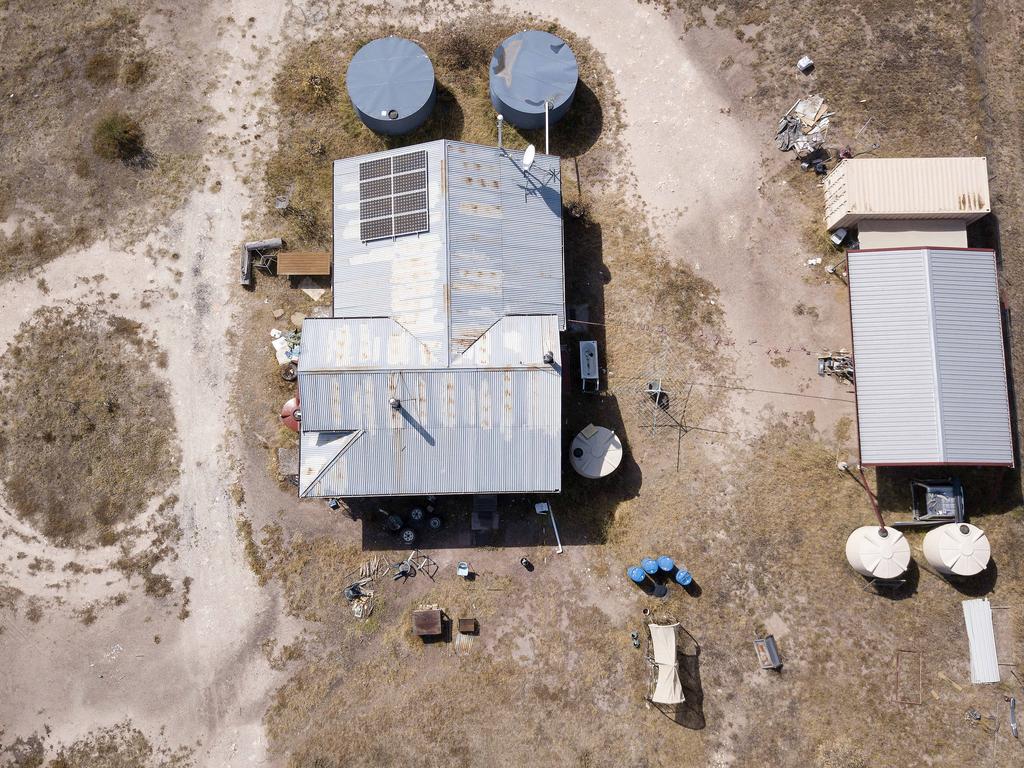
[39, 720, 192, 768]
[0, 307, 179, 548]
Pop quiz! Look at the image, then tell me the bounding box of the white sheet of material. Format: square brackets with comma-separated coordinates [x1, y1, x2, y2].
[649, 623, 685, 704]
[963, 598, 1000, 684]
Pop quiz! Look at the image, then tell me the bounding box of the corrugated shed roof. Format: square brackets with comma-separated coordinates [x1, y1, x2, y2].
[824, 157, 991, 230]
[848, 247, 1012, 467]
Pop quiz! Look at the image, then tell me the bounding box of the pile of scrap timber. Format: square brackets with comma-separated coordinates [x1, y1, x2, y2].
[775, 95, 833, 156]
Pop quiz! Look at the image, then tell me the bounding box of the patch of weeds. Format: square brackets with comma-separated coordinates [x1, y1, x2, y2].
[793, 302, 820, 320]
[85, 52, 120, 85]
[0, 584, 22, 610]
[0, 733, 45, 768]
[27, 557, 54, 575]
[177, 576, 192, 620]
[44, 720, 194, 767]
[0, 306, 179, 547]
[36, 277, 49, 294]
[74, 603, 99, 626]
[236, 515, 267, 583]
[228, 482, 245, 506]
[92, 112, 147, 164]
[25, 597, 44, 623]
[122, 55, 150, 88]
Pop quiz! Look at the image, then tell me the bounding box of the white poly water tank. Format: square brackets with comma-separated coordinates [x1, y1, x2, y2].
[845, 526, 911, 579]
[923, 523, 991, 576]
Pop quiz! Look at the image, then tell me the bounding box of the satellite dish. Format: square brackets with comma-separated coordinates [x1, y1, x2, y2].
[523, 144, 536, 172]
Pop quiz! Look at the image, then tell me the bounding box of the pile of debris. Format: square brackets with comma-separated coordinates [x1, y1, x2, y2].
[775, 95, 833, 156]
[270, 328, 301, 365]
[342, 551, 439, 619]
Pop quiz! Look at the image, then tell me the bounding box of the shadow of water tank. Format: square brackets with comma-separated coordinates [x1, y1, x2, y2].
[346, 37, 436, 135]
[489, 30, 579, 130]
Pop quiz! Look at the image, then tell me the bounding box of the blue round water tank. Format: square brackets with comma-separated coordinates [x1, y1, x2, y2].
[657, 556, 675, 573]
[346, 37, 436, 136]
[675, 568, 693, 586]
[627, 566, 646, 584]
[641, 558, 659, 575]
[489, 30, 579, 130]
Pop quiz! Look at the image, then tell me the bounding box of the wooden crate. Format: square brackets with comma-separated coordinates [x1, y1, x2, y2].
[458, 617, 477, 635]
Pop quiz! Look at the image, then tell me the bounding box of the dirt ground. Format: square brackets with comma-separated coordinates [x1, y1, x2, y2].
[2, 0, 1024, 766]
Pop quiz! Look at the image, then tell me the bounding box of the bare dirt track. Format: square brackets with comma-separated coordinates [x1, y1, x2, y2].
[2, 1, 1024, 767]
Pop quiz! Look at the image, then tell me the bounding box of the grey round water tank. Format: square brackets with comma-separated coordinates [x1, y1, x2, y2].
[346, 37, 436, 136]
[489, 30, 579, 130]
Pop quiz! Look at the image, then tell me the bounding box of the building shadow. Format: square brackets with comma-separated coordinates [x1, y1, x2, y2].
[517, 79, 604, 158]
[673, 626, 706, 730]
[875, 466, 1022, 519]
[936, 558, 999, 597]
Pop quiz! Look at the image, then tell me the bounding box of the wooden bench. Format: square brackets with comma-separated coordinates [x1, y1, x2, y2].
[276, 251, 331, 276]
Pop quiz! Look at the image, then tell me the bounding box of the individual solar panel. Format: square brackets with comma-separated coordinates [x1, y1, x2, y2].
[360, 177, 391, 199]
[393, 170, 426, 194]
[394, 191, 427, 214]
[357, 150, 429, 242]
[360, 196, 392, 220]
[360, 217, 393, 241]
[393, 150, 426, 173]
[394, 211, 429, 236]
[359, 157, 391, 180]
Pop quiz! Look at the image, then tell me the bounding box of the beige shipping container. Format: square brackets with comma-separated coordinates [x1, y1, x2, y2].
[824, 157, 990, 230]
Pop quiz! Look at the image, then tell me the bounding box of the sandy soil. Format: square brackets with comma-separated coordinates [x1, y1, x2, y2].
[496, 0, 854, 440]
[0, 2, 298, 765]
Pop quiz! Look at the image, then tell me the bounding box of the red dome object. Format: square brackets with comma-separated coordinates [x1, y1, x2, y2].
[280, 396, 301, 432]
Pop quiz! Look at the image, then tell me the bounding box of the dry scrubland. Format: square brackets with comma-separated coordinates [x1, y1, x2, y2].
[0, 307, 178, 547]
[233, 4, 1024, 768]
[0, 0, 1023, 766]
[0, 0, 207, 276]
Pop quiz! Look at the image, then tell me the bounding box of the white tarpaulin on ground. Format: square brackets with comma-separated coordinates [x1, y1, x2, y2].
[649, 623, 685, 705]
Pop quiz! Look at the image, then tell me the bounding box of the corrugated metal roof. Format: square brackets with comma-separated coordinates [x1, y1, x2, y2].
[299, 314, 563, 496]
[333, 140, 565, 363]
[311, 141, 566, 497]
[333, 141, 450, 362]
[447, 141, 565, 353]
[824, 157, 991, 230]
[299, 317, 437, 371]
[963, 599, 1000, 684]
[848, 247, 1012, 467]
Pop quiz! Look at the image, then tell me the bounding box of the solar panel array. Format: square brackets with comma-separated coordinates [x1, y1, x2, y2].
[359, 150, 429, 242]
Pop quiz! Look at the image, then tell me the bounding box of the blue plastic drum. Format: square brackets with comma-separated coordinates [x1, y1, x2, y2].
[627, 566, 646, 584]
[657, 556, 675, 574]
[674, 568, 693, 586]
[641, 558, 659, 575]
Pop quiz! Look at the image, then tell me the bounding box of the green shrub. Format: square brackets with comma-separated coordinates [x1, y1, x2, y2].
[92, 113, 145, 162]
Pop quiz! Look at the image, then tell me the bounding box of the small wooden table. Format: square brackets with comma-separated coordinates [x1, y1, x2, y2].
[458, 618, 477, 635]
[412, 608, 443, 637]
[276, 251, 331, 276]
